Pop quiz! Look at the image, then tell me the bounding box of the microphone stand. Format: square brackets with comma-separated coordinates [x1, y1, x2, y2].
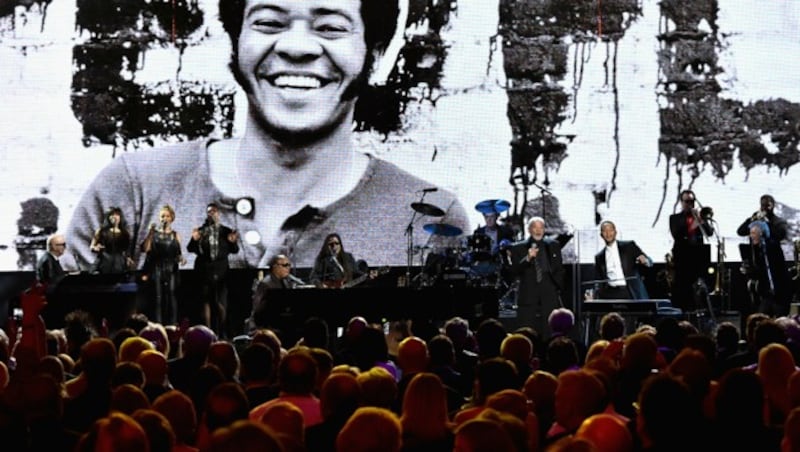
[404, 192, 430, 288]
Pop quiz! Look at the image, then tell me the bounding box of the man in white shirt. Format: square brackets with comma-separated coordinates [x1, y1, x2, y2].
[593, 221, 652, 300]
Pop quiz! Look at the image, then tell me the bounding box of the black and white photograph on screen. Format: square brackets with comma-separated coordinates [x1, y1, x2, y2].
[1, 0, 799, 286]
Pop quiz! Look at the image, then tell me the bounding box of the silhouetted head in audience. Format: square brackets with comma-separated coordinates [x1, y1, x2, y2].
[319, 371, 361, 421]
[278, 348, 318, 395]
[453, 417, 516, 452]
[79, 337, 117, 386]
[548, 308, 575, 337]
[401, 372, 452, 442]
[599, 312, 626, 341]
[137, 349, 168, 387]
[554, 369, 607, 434]
[474, 357, 518, 405]
[139, 323, 170, 357]
[576, 413, 633, 452]
[182, 325, 218, 360]
[152, 390, 197, 447]
[397, 336, 429, 374]
[64, 310, 98, 360]
[300, 316, 330, 350]
[111, 361, 145, 389]
[337, 406, 403, 452]
[110, 383, 150, 415]
[202, 381, 250, 446]
[501, 333, 533, 368]
[259, 400, 305, 449]
[118, 336, 156, 364]
[636, 372, 702, 451]
[207, 419, 284, 452]
[131, 408, 176, 452]
[79, 411, 149, 452]
[782, 406, 800, 452]
[207, 341, 240, 382]
[444, 316, 473, 352]
[239, 342, 275, 385]
[428, 334, 456, 368]
[546, 335, 580, 375]
[475, 318, 507, 360]
[357, 366, 397, 409]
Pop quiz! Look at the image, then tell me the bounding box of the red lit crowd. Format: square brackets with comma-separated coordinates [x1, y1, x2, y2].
[1, 285, 800, 452]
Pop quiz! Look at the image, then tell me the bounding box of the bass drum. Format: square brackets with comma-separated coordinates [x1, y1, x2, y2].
[466, 233, 493, 262]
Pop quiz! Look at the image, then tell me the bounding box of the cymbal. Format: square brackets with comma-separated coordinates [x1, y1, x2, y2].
[423, 223, 463, 237]
[475, 199, 511, 215]
[411, 202, 445, 217]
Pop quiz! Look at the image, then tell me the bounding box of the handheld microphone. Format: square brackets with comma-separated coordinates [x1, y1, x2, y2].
[421, 187, 438, 193]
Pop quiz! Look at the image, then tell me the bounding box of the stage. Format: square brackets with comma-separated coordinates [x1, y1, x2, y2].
[0, 262, 791, 344]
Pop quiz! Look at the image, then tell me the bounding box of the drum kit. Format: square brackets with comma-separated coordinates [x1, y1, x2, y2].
[410, 198, 516, 290]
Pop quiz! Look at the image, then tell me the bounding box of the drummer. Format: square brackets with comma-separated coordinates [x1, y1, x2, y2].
[474, 202, 516, 257]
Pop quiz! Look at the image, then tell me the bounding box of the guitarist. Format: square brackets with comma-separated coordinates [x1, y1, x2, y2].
[310, 233, 370, 289]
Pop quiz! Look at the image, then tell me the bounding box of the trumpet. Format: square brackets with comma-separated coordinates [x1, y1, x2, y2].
[750, 210, 767, 221]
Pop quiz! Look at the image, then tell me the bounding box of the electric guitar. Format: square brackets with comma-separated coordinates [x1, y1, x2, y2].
[322, 266, 390, 289]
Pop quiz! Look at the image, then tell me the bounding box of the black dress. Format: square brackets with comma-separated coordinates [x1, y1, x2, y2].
[145, 230, 182, 324]
[92, 227, 131, 274]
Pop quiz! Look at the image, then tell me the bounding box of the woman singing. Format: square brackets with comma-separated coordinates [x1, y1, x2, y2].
[141, 204, 186, 325]
[90, 207, 133, 274]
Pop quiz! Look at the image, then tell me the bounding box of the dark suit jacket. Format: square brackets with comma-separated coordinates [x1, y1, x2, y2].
[36, 252, 65, 286]
[510, 237, 565, 303]
[736, 213, 788, 242]
[669, 211, 713, 248]
[739, 242, 791, 305]
[594, 240, 650, 300]
[187, 224, 239, 280]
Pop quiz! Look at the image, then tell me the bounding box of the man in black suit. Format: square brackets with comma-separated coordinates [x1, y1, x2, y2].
[510, 216, 565, 335]
[36, 233, 67, 287]
[248, 254, 307, 331]
[188, 203, 239, 337]
[593, 220, 653, 300]
[739, 220, 791, 317]
[668, 189, 713, 311]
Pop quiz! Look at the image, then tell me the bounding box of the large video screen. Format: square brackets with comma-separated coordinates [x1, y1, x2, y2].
[1, 0, 798, 272]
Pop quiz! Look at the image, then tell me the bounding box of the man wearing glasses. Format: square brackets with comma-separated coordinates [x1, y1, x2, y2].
[37, 233, 67, 285]
[668, 189, 714, 311]
[248, 254, 307, 330]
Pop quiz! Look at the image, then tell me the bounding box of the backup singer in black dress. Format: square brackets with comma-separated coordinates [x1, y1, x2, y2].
[141, 204, 186, 325]
[90, 207, 133, 274]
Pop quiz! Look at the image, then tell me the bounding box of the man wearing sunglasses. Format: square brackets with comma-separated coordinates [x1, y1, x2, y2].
[248, 253, 308, 330]
[36, 233, 68, 286]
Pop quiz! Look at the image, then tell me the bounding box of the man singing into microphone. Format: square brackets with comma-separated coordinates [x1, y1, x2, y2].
[188, 202, 239, 338]
[510, 216, 565, 335]
[736, 194, 788, 242]
[592, 220, 652, 300]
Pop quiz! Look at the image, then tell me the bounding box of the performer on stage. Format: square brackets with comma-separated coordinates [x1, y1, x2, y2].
[188, 203, 240, 337]
[36, 233, 67, 286]
[592, 220, 653, 300]
[247, 254, 308, 330]
[668, 189, 713, 311]
[740, 220, 792, 317]
[308, 233, 364, 289]
[473, 209, 516, 257]
[89, 207, 134, 275]
[66, 0, 469, 269]
[510, 216, 565, 335]
[141, 204, 186, 325]
[736, 194, 788, 243]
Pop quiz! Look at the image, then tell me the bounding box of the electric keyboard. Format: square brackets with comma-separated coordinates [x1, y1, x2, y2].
[581, 299, 673, 314]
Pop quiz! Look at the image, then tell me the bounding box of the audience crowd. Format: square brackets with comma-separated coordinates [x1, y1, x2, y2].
[2, 283, 800, 451]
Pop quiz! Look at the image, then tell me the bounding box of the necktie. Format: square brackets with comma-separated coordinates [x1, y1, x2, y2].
[535, 245, 543, 283]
